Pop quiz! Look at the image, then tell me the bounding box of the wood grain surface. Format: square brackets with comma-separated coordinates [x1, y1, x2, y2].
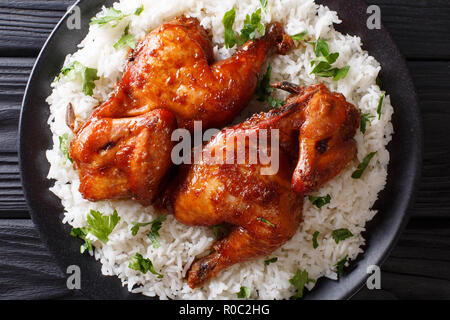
[0, 0, 449, 300]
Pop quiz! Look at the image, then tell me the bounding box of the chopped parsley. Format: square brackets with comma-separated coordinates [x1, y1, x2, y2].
[360, 112, 375, 134]
[90, 5, 144, 27]
[257, 217, 275, 227]
[131, 215, 166, 248]
[332, 228, 353, 244]
[309, 38, 350, 81]
[264, 257, 278, 265]
[237, 286, 251, 298]
[128, 253, 163, 278]
[237, 8, 265, 46]
[290, 31, 308, 42]
[308, 194, 331, 209]
[312, 231, 320, 249]
[55, 61, 99, 96]
[59, 133, 73, 163]
[260, 0, 268, 12]
[289, 269, 315, 299]
[86, 209, 121, 244]
[377, 92, 386, 120]
[223, 8, 237, 49]
[352, 152, 377, 179]
[114, 25, 136, 50]
[256, 64, 285, 108]
[70, 227, 92, 254]
[335, 255, 348, 276]
[70, 209, 120, 253]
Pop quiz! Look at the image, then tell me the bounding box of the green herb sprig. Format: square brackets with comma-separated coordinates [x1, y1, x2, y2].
[289, 269, 315, 299]
[114, 25, 136, 50]
[308, 194, 331, 209]
[90, 5, 144, 27]
[256, 64, 285, 108]
[128, 253, 163, 278]
[59, 133, 73, 163]
[332, 228, 353, 244]
[55, 61, 99, 96]
[352, 152, 377, 179]
[309, 38, 350, 81]
[237, 286, 251, 298]
[131, 215, 166, 248]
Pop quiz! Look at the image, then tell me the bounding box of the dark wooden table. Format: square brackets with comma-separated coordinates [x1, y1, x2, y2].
[0, 0, 449, 300]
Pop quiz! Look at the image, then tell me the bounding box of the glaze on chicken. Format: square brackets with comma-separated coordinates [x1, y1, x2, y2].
[69, 16, 293, 205]
[159, 83, 360, 288]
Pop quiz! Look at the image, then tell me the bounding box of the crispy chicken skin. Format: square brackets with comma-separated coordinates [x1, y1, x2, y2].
[69, 16, 293, 205]
[159, 83, 360, 288]
[91, 16, 293, 131]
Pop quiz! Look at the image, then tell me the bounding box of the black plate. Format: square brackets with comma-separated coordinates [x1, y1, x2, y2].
[19, 0, 422, 300]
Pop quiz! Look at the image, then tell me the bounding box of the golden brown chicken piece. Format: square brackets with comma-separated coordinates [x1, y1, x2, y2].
[91, 15, 293, 131]
[69, 15, 293, 205]
[159, 83, 360, 288]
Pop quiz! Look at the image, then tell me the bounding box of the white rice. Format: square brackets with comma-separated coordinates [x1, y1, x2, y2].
[46, 0, 393, 299]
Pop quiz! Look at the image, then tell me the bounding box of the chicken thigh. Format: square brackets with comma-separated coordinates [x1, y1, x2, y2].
[69, 16, 293, 205]
[159, 83, 360, 288]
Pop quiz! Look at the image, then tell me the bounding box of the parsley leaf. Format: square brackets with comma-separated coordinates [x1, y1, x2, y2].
[86, 209, 120, 244]
[291, 31, 308, 42]
[309, 38, 350, 81]
[223, 8, 237, 49]
[352, 152, 377, 179]
[70, 227, 92, 254]
[256, 64, 286, 108]
[260, 0, 268, 12]
[131, 215, 166, 248]
[134, 5, 144, 16]
[90, 5, 144, 27]
[335, 255, 348, 276]
[332, 228, 353, 244]
[308, 194, 331, 209]
[128, 253, 163, 278]
[377, 92, 386, 120]
[147, 215, 166, 248]
[312, 231, 320, 249]
[289, 269, 315, 299]
[56, 61, 99, 96]
[360, 112, 375, 134]
[237, 8, 265, 46]
[257, 217, 275, 227]
[264, 257, 278, 265]
[90, 8, 126, 26]
[237, 286, 251, 298]
[59, 133, 73, 163]
[114, 25, 136, 50]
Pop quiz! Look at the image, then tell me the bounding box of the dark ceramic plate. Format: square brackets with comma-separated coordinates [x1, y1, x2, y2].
[19, 0, 422, 300]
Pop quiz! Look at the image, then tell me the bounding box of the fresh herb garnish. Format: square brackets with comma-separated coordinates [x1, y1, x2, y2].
[128, 253, 163, 278]
[332, 228, 353, 244]
[360, 112, 375, 134]
[70, 227, 92, 254]
[237, 8, 265, 46]
[260, 0, 268, 12]
[335, 255, 348, 276]
[55, 61, 99, 96]
[289, 269, 315, 299]
[134, 5, 144, 16]
[237, 286, 251, 298]
[308, 194, 331, 209]
[223, 8, 237, 49]
[312, 231, 320, 249]
[86, 209, 120, 244]
[377, 92, 386, 120]
[114, 25, 136, 50]
[291, 31, 308, 42]
[256, 64, 285, 108]
[352, 152, 377, 179]
[264, 257, 278, 265]
[90, 5, 144, 27]
[131, 215, 166, 248]
[147, 215, 166, 248]
[257, 217, 275, 227]
[59, 133, 73, 163]
[309, 38, 350, 81]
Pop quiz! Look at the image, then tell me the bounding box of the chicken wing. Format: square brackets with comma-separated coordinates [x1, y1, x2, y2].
[70, 16, 293, 205]
[159, 83, 360, 288]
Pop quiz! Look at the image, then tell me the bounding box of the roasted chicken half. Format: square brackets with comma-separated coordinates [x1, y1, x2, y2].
[69, 16, 293, 205]
[159, 83, 360, 288]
